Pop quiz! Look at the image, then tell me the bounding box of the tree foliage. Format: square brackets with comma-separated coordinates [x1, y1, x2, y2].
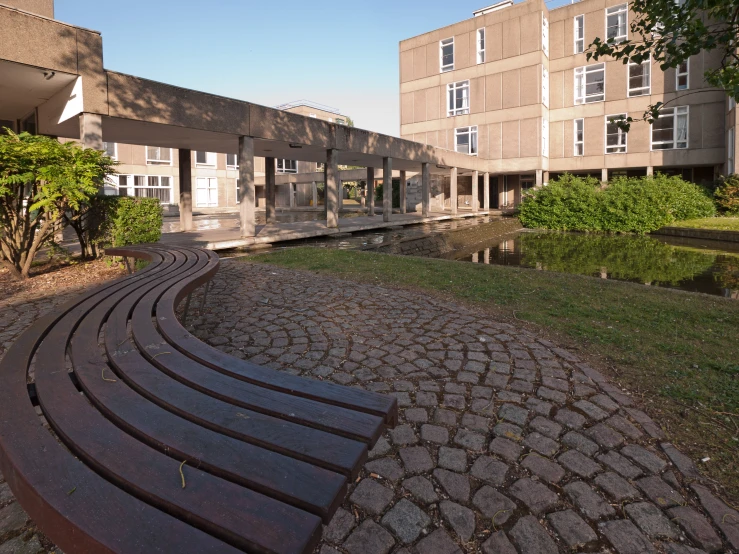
[0, 131, 115, 279]
[714, 174, 739, 215]
[588, 0, 738, 130]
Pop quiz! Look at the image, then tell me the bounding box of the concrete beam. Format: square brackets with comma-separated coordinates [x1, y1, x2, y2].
[326, 149, 340, 228]
[421, 163, 430, 217]
[367, 167, 375, 216]
[238, 136, 255, 237]
[450, 167, 458, 216]
[178, 148, 193, 232]
[383, 157, 392, 223]
[265, 157, 276, 224]
[79, 112, 103, 150]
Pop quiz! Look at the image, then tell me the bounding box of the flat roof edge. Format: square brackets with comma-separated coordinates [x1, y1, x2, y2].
[0, 2, 101, 35]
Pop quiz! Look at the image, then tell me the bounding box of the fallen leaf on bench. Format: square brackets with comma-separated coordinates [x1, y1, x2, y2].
[179, 460, 187, 489]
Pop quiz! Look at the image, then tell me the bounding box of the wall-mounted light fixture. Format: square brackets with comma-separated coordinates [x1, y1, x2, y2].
[43, 71, 56, 81]
[289, 143, 302, 149]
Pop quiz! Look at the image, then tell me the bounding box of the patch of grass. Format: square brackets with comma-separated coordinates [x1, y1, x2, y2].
[245, 247, 739, 500]
[671, 217, 739, 231]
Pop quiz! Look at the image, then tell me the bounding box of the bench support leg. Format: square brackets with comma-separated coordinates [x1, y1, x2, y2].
[200, 281, 211, 312]
[182, 293, 192, 324]
[124, 257, 133, 274]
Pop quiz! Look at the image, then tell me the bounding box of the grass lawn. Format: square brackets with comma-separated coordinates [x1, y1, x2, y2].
[246, 247, 739, 501]
[672, 217, 739, 231]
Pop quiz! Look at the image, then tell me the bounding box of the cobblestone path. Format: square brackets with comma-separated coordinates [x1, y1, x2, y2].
[1, 259, 737, 553]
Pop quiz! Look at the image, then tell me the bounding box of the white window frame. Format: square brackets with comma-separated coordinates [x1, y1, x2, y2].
[277, 159, 298, 174]
[542, 14, 549, 58]
[102, 141, 117, 160]
[195, 176, 218, 208]
[440, 37, 454, 73]
[574, 119, 584, 156]
[454, 126, 478, 156]
[146, 146, 172, 165]
[628, 57, 651, 97]
[542, 67, 549, 108]
[605, 114, 628, 154]
[728, 127, 735, 175]
[574, 63, 605, 104]
[676, 59, 689, 90]
[606, 4, 628, 43]
[574, 15, 584, 54]
[477, 28, 486, 64]
[447, 80, 470, 117]
[116, 174, 174, 204]
[651, 106, 689, 150]
[195, 151, 217, 167]
[336, 117, 346, 125]
[226, 153, 238, 168]
[542, 118, 549, 157]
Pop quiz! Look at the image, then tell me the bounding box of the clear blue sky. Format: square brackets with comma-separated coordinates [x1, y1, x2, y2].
[56, 0, 570, 137]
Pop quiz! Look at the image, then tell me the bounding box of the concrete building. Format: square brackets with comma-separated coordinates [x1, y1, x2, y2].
[400, 0, 739, 208]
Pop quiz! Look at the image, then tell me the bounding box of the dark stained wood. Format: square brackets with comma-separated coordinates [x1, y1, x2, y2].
[0, 245, 398, 554]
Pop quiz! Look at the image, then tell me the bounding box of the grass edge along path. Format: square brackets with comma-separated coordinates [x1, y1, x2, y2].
[244, 247, 739, 502]
[671, 217, 739, 231]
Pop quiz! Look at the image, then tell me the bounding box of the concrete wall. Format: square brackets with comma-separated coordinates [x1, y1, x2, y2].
[0, 0, 53, 18]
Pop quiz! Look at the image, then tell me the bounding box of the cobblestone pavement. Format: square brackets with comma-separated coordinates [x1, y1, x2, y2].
[185, 260, 739, 554]
[1, 258, 738, 553]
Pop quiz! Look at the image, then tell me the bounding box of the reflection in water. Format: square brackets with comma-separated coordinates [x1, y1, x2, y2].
[457, 232, 739, 299]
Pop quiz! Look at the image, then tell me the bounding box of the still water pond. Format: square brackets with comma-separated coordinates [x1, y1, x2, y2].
[454, 232, 739, 299]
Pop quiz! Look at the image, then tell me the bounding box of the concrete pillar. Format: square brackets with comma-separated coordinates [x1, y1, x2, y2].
[601, 168, 609, 183]
[265, 157, 276, 224]
[323, 164, 329, 219]
[400, 170, 407, 214]
[383, 157, 392, 222]
[367, 167, 376, 216]
[471, 170, 479, 213]
[311, 181, 318, 208]
[536, 169, 544, 188]
[484, 248, 490, 264]
[472, 252, 479, 263]
[238, 136, 255, 237]
[450, 167, 458, 215]
[483, 172, 490, 210]
[326, 149, 340, 228]
[178, 148, 193, 232]
[79, 113, 103, 150]
[499, 176, 507, 207]
[646, 166, 654, 176]
[338, 179, 343, 211]
[289, 182, 295, 208]
[421, 163, 430, 217]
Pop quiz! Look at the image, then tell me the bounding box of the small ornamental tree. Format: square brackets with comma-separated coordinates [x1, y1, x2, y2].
[0, 131, 115, 279]
[714, 174, 739, 215]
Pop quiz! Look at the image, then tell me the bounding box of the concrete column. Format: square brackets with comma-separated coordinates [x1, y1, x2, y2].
[646, 166, 654, 176]
[472, 252, 479, 263]
[450, 167, 458, 215]
[536, 169, 544, 188]
[238, 136, 255, 237]
[311, 181, 318, 208]
[399, 170, 407, 214]
[324, 164, 329, 219]
[265, 157, 276, 224]
[471, 170, 479, 213]
[178, 148, 193, 232]
[338, 179, 343, 211]
[367, 167, 376, 216]
[383, 157, 392, 222]
[601, 168, 609, 184]
[484, 248, 490, 264]
[289, 183, 295, 208]
[483, 172, 490, 210]
[326, 149, 340, 228]
[79, 113, 103, 150]
[421, 163, 430, 217]
[499, 176, 507, 207]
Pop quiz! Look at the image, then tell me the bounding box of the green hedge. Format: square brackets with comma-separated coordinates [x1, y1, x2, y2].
[109, 197, 163, 247]
[714, 174, 739, 215]
[519, 173, 716, 233]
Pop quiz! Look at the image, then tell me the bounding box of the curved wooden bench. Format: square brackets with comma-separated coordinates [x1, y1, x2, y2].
[0, 245, 397, 554]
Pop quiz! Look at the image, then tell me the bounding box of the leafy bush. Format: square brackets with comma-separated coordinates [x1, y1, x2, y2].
[109, 197, 163, 247]
[519, 173, 715, 234]
[714, 174, 739, 215]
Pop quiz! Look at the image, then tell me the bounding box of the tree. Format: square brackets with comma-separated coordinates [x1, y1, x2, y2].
[588, 0, 738, 131]
[0, 131, 115, 279]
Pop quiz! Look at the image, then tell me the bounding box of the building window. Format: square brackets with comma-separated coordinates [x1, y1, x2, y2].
[606, 114, 627, 153]
[728, 128, 735, 174]
[730, 96, 736, 112]
[521, 177, 535, 194]
[146, 146, 172, 165]
[574, 15, 584, 54]
[226, 154, 238, 168]
[542, 119, 549, 157]
[574, 119, 584, 156]
[676, 59, 689, 90]
[574, 63, 605, 104]
[542, 15, 549, 57]
[542, 67, 549, 107]
[336, 117, 346, 125]
[102, 142, 117, 160]
[195, 177, 218, 207]
[440, 37, 454, 72]
[652, 106, 689, 150]
[117, 174, 173, 204]
[195, 151, 217, 166]
[628, 57, 651, 97]
[277, 159, 298, 173]
[316, 162, 325, 172]
[447, 81, 470, 116]
[309, 113, 317, 118]
[606, 4, 628, 42]
[477, 28, 485, 64]
[455, 126, 478, 155]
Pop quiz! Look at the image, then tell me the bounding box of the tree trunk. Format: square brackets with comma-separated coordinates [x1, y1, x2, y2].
[0, 258, 23, 281]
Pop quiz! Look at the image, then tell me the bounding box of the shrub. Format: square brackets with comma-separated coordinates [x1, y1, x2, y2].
[109, 197, 163, 247]
[520, 173, 715, 234]
[714, 174, 739, 215]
